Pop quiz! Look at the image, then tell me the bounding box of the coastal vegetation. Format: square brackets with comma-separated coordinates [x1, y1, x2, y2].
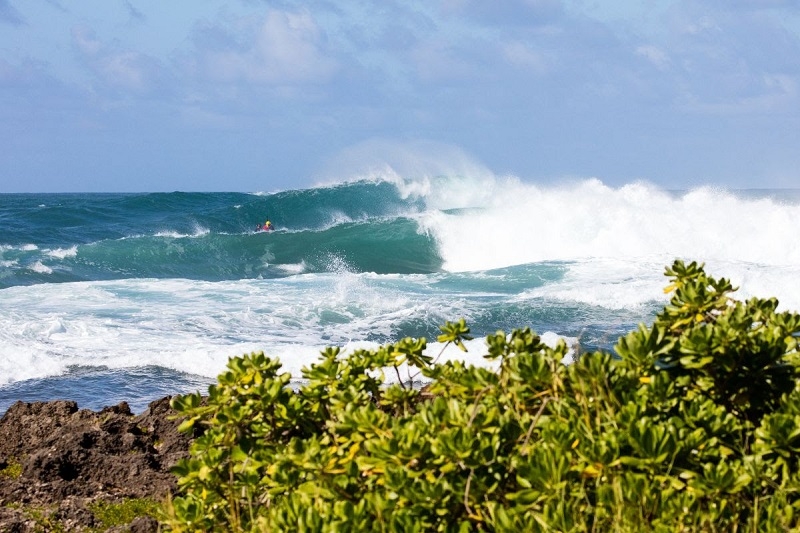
[165, 260, 800, 532]
[88, 498, 162, 530]
[0, 458, 22, 479]
[3, 498, 160, 533]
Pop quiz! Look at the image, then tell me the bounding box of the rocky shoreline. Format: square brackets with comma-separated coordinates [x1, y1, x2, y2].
[0, 397, 192, 532]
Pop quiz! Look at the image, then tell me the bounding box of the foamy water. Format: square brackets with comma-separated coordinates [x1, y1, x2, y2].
[417, 178, 800, 310]
[1, 178, 798, 412]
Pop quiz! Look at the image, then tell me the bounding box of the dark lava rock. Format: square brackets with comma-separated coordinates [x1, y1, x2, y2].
[0, 396, 192, 532]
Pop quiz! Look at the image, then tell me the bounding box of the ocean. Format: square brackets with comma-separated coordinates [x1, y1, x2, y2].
[2, 175, 799, 414]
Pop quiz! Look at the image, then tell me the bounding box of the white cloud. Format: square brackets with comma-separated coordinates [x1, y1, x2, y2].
[200, 9, 337, 85]
[71, 26, 103, 56]
[635, 44, 670, 70]
[71, 25, 164, 93]
[102, 51, 148, 90]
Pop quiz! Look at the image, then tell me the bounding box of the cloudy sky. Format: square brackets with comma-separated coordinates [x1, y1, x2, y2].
[1, 0, 799, 192]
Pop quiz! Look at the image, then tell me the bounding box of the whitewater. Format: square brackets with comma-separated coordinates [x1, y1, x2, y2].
[1, 175, 799, 413]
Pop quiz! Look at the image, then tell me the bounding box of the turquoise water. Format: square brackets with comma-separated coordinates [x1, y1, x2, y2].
[2, 176, 799, 413]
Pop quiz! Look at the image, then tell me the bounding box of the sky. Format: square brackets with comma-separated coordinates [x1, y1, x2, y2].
[1, 0, 799, 193]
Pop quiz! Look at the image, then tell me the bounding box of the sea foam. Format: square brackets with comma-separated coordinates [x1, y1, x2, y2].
[408, 176, 800, 310]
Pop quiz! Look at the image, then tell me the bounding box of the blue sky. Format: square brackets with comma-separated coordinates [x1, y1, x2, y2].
[1, 0, 799, 192]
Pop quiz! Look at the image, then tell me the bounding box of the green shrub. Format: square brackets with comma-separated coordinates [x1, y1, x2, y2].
[164, 260, 800, 532]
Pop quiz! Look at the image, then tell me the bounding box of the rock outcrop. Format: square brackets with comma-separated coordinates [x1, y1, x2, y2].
[0, 397, 191, 532]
